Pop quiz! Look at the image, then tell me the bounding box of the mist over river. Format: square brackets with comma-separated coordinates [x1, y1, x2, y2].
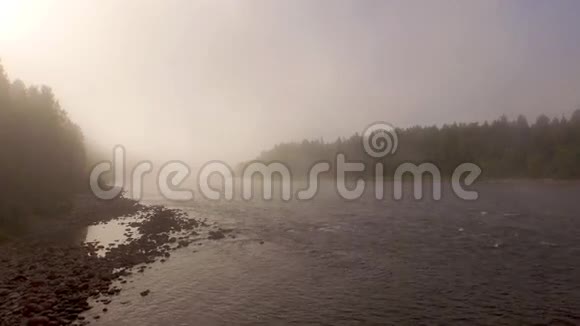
[83, 181, 580, 325]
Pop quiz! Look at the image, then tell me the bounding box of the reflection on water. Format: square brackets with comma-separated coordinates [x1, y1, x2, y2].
[84, 214, 144, 256]
[85, 182, 580, 325]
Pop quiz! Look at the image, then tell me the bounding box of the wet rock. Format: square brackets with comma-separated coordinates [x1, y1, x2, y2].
[27, 316, 49, 326]
[178, 240, 190, 248]
[0, 200, 221, 325]
[208, 230, 225, 240]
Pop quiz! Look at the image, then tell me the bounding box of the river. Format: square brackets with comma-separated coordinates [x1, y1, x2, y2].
[82, 181, 580, 325]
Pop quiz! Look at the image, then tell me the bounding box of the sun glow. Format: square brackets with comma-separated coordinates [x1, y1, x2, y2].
[0, 0, 50, 41]
[0, 0, 24, 40]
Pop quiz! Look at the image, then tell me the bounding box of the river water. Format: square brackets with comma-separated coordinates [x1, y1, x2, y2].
[84, 182, 580, 325]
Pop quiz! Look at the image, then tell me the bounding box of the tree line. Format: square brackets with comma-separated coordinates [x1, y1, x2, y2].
[251, 111, 580, 179]
[0, 62, 86, 224]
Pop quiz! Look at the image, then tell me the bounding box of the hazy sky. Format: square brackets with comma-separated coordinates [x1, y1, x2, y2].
[1, 0, 580, 163]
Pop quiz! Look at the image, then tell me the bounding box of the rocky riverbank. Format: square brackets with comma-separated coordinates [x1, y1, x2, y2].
[0, 196, 228, 326]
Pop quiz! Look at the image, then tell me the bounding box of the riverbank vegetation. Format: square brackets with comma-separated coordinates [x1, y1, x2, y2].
[251, 111, 580, 179]
[0, 62, 86, 231]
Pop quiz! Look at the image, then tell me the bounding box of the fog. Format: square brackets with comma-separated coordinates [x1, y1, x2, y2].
[2, 0, 580, 165]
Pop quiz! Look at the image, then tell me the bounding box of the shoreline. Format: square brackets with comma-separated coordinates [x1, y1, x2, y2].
[0, 195, 230, 326]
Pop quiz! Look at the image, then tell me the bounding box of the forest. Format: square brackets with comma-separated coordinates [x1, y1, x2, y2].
[253, 111, 580, 179]
[1, 59, 580, 228]
[0, 63, 86, 226]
